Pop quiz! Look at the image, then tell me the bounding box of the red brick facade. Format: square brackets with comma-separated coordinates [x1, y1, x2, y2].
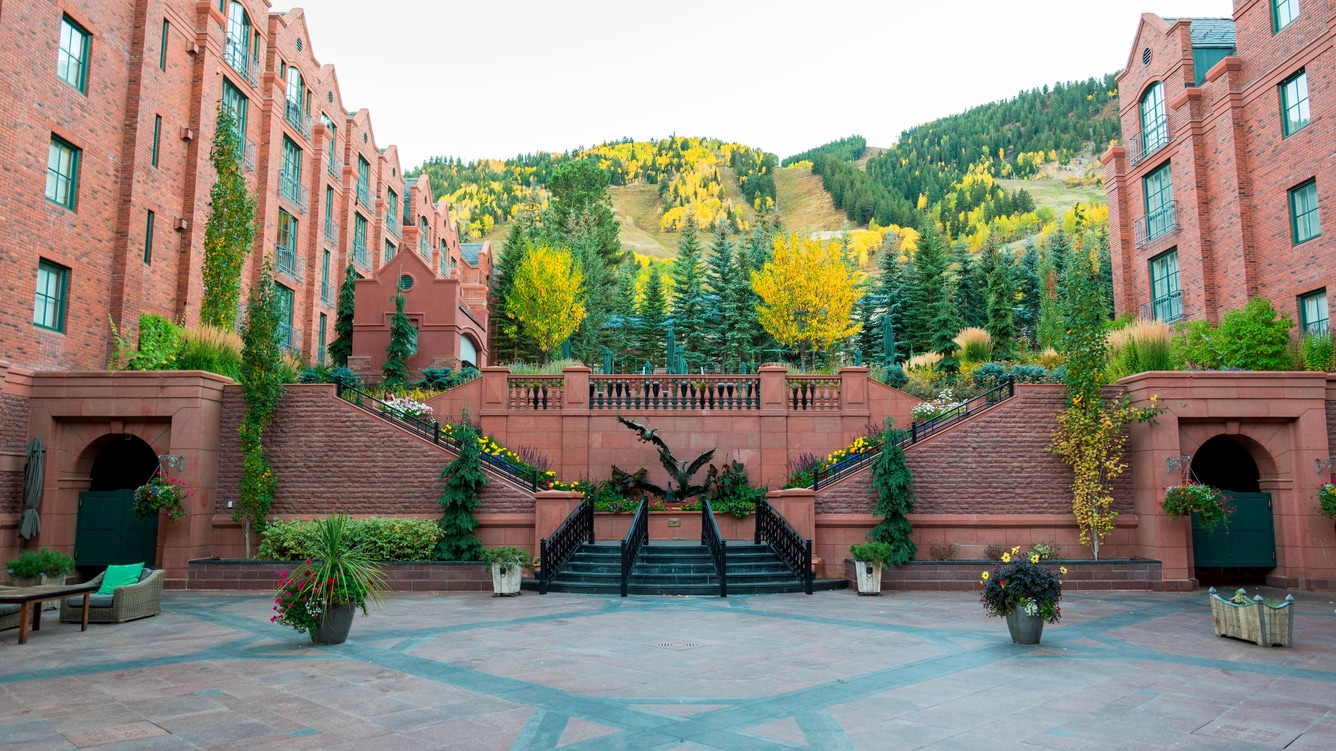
[0, 1, 488, 372]
[1105, 4, 1336, 328]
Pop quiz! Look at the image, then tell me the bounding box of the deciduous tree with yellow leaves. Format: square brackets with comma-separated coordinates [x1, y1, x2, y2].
[751, 236, 863, 370]
[506, 245, 586, 363]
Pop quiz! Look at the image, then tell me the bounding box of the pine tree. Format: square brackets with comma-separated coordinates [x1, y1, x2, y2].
[565, 213, 614, 365]
[983, 238, 1016, 359]
[876, 239, 909, 364]
[1015, 241, 1042, 349]
[328, 264, 356, 366]
[669, 223, 708, 370]
[704, 225, 736, 366]
[951, 242, 986, 328]
[929, 277, 962, 354]
[636, 262, 668, 366]
[437, 423, 486, 561]
[383, 292, 413, 390]
[201, 105, 257, 329]
[543, 159, 623, 267]
[1037, 230, 1072, 349]
[491, 222, 531, 362]
[903, 220, 952, 355]
[606, 264, 638, 369]
[866, 429, 916, 565]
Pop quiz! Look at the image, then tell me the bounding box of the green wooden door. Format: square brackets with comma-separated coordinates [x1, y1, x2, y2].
[1191, 491, 1275, 568]
[75, 490, 158, 567]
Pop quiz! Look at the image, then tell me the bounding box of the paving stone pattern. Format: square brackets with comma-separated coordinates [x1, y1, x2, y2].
[2, 588, 1335, 750]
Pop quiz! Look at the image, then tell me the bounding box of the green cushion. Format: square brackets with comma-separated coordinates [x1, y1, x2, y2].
[97, 563, 144, 595]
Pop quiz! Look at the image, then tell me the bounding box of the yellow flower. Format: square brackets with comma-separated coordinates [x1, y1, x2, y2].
[981, 571, 990, 580]
[1001, 553, 1011, 563]
[1060, 566, 1068, 574]
[1011, 546, 1021, 555]
[1029, 553, 1040, 564]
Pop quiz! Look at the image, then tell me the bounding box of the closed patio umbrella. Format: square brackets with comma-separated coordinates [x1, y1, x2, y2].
[19, 437, 44, 540]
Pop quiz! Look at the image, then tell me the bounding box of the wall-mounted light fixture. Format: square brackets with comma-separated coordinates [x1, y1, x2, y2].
[1316, 457, 1335, 475]
[1166, 455, 1191, 475]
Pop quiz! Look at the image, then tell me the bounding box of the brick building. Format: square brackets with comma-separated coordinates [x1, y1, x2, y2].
[1104, 1, 1334, 334]
[0, 0, 489, 372]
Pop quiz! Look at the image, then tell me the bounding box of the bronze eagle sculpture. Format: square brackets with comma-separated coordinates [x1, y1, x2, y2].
[615, 415, 716, 503]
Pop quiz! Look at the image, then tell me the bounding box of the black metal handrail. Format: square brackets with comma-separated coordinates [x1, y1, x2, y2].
[333, 379, 542, 491]
[539, 498, 594, 594]
[620, 498, 649, 597]
[701, 499, 727, 597]
[811, 377, 1015, 490]
[754, 498, 812, 595]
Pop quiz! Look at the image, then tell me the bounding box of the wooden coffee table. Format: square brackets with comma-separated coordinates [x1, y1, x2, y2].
[0, 582, 100, 644]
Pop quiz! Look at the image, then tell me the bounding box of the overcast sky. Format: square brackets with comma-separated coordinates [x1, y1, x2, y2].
[297, 0, 1233, 168]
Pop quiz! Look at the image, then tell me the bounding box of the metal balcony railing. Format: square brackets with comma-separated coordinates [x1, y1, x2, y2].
[242, 136, 257, 171]
[386, 214, 401, 238]
[356, 181, 370, 207]
[352, 239, 369, 270]
[275, 244, 304, 283]
[419, 236, 429, 258]
[323, 218, 339, 247]
[278, 173, 309, 214]
[320, 280, 335, 308]
[284, 99, 312, 139]
[1134, 200, 1178, 247]
[223, 35, 258, 87]
[277, 324, 303, 355]
[1139, 291, 1184, 323]
[1128, 115, 1170, 167]
[326, 154, 343, 179]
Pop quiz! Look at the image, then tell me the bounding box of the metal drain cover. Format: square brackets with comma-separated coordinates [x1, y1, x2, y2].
[653, 642, 700, 650]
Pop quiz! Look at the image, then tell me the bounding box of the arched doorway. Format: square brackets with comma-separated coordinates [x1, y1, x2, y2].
[1189, 435, 1276, 585]
[75, 435, 161, 569]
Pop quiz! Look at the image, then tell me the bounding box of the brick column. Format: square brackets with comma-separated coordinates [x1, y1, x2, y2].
[534, 490, 584, 544]
[766, 488, 815, 540]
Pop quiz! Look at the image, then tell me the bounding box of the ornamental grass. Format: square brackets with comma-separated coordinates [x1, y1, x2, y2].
[178, 325, 243, 379]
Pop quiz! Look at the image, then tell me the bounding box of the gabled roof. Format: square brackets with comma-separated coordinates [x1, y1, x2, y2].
[1189, 18, 1236, 49]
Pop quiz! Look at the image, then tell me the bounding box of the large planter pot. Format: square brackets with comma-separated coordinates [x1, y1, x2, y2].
[8, 573, 70, 610]
[491, 563, 522, 597]
[1208, 587, 1294, 647]
[1005, 610, 1044, 644]
[311, 603, 356, 645]
[854, 561, 883, 596]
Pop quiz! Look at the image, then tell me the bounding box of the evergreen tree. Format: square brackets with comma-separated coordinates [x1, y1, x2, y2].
[903, 220, 952, 355]
[543, 159, 623, 267]
[982, 238, 1016, 359]
[383, 292, 413, 390]
[1015, 241, 1042, 349]
[437, 423, 486, 561]
[328, 264, 356, 366]
[866, 427, 916, 564]
[565, 212, 615, 365]
[489, 221, 529, 361]
[951, 242, 986, 329]
[1036, 230, 1072, 349]
[929, 277, 963, 354]
[636, 262, 668, 365]
[201, 105, 257, 329]
[876, 240, 909, 364]
[852, 287, 881, 364]
[605, 264, 638, 370]
[704, 225, 736, 366]
[1094, 225, 1116, 319]
[669, 223, 708, 370]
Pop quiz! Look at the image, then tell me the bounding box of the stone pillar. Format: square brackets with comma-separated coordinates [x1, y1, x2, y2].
[562, 366, 590, 411]
[759, 365, 788, 413]
[479, 366, 509, 415]
[766, 488, 815, 541]
[534, 490, 584, 545]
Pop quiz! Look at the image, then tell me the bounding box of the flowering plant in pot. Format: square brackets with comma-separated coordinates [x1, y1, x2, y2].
[132, 475, 190, 521]
[272, 514, 386, 644]
[481, 546, 533, 596]
[979, 546, 1066, 644]
[1161, 481, 1233, 533]
[1318, 483, 1336, 520]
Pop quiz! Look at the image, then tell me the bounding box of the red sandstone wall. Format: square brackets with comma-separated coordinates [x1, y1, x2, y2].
[216, 384, 533, 516]
[0, 390, 32, 515]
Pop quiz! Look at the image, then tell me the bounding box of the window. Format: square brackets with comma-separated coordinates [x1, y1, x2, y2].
[276, 283, 294, 350]
[46, 136, 80, 210]
[152, 115, 162, 167]
[277, 209, 298, 277]
[58, 16, 90, 92]
[1300, 290, 1329, 335]
[320, 249, 332, 305]
[318, 313, 327, 365]
[385, 240, 396, 261]
[322, 114, 337, 173]
[356, 156, 370, 204]
[1281, 70, 1310, 136]
[1149, 249, 1182, 323]
[1290, 179, 1321, 243]
[159, 20, 169, 71]
[1143, 162, 1175, 241]
[1139, 82, 1167, 157]
[144, 210, 155, 264]
[33, 260, 69, 331]
[279, 137, 303, 210]
[419, 217, 429, 257]
[225, 1, 252, 74]
[285, 67, 304, 129]
[386, 189, 399, 226]
[221, 78, 247, 134]
[353, 213, 369, 265]
[1273, 0, 1299, 32]
[324, 185, 334, 237]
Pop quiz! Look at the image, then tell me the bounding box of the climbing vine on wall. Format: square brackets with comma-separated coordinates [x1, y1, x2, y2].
[236, 260, 285, 558]
[201, 105, 257, 330]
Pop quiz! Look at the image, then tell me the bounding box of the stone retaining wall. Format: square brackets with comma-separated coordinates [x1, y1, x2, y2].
[843, 558, 1172, 592]
[186, 559, 493, 592]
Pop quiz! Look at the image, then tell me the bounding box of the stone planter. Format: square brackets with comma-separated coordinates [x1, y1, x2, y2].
[491, 563, 522, 597]
[854, 561, 883, 596]
[1208, 587, 1294, 647]
[311, 602, 356, 645]
[1005, 610, 1045, 644]
[7, 573, 70, 610]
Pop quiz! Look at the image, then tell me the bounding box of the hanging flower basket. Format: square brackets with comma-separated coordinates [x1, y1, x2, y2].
[1318, 483, 1336, 520]
[1161, 481, 1233, 533]
[132, 475, 190, 521]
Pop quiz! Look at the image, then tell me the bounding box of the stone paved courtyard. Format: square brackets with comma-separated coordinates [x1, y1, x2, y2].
[2, 588, 1336, 750]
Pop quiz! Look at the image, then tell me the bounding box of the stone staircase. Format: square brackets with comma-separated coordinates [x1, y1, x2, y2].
[527, 541, 847, 596]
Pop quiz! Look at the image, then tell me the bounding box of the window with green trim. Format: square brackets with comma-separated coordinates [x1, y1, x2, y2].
[1139, 82, 1167, 156]
[144, 210, 155, 264]
[159, 20, 169, 71]
[152, 115, 162, 167]
[46, 136, 80, 210]
[1290, 179, 1320, 243]
[276, 283, 295, 349]
[1300, 289, 1328, 335]
[386, 189, 399, 226]
[1149, 249, 1182, 323]
[385, 240, 396, 261]
[1143, 162, 1175, 241]
[33, 260, 69, 331]
[1281, 70, 1310, 136]
[221, 78, 247, 134]
[324, 185, 334, 236]
[356, 156, 370, 204]
[58, 16, 90, 92]
[1273, 0, 1299, 32]
[318, 312, 328, 365]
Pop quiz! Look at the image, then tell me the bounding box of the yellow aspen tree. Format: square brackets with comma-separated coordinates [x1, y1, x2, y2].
[506, 245, 586, 362]
[751, 235, 863, 369]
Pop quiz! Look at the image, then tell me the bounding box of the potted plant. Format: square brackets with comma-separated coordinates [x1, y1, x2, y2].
[979, 546, 1066, 644]
[7, 547, 76, 587]
[849, 542, 896, 596]
[1161, 481, 1233, 533]
[272, 514, 386, 645]
[481, 546, 533, 597]
[1208, 587, 1295, 647]
[132, 474, 190, 521]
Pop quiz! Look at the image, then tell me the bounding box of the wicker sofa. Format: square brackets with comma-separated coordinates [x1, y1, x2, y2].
[0, 602, 31, 631]
[59, 569, 164, 624]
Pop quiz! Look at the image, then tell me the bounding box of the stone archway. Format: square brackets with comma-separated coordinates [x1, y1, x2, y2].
[73, 434, 161, 569]
[1189, 434, 1277, 585]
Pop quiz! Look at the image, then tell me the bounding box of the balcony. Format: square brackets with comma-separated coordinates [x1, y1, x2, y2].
[1128, 115, 1170, 168]
[356, 181, 370, 207]
[1140, 291, 1183, 323]
[386, 214, 401, 239]
[321, 280, 336, 308]
[1134, 200, 1178, 247]
[323, 218, 339, 247]
[223, 35, 258, 87]
[278, 172, 310, 214]
[418, 236, 429, 258]
[284, 98, 312, 139]
[275, 244, 305, 283]
[352, 239, 369, 270]
[440, 257, 451, 277]
[326, 154, 343, 179]
[243, 136, 257, 171]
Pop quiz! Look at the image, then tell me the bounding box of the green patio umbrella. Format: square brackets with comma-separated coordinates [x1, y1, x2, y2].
[19, 437, 44, 541]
